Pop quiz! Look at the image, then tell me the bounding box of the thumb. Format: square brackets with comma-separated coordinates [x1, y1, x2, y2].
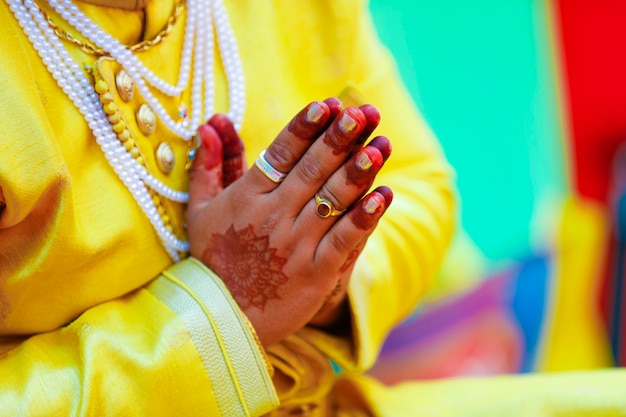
[208, 114, 247, 187]
[188, 123, 223, 216]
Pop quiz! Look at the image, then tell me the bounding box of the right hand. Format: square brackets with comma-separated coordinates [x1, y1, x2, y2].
[186, 99, 393, 347]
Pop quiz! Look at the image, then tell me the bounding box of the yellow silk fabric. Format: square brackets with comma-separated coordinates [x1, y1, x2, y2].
[334, 370, 626, 416]
[0, 0, 455, 413]
[2, 0, 626, 415]
[538, 197, 614, 370]
[1, 287, 223, 415]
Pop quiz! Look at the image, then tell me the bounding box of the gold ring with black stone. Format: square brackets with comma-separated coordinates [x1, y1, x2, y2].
[314, 194, 346, 218]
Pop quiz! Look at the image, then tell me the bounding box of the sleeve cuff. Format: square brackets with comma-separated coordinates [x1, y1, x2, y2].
[147, 257, 279, 416]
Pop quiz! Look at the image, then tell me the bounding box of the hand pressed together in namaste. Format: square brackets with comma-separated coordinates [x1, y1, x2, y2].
[186, 98, 392, 347]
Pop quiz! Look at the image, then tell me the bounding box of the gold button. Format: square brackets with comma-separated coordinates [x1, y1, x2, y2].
[155, 142, 175, 174]
[137, 104, 156, 136]
[115, 69, 134, 102]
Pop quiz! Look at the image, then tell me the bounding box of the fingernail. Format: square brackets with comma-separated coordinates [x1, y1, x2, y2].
[373, 186, 394, 206]
[306, 102, 324, 124]
[352, 192, 387, 230]
[363, 193, 385, 214]
[338, 112, 357, 132]
[356, 150, 373, 171]
[346, 148, 381, 186]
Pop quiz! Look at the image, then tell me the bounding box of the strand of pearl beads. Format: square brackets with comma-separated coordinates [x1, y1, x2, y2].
[10, 0, 188, 259]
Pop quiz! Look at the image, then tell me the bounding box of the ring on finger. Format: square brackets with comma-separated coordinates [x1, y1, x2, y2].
[314, 193, 346, 218]
[255, 150, 287, 183]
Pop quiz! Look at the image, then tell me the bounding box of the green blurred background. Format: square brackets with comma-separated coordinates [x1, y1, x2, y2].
[369, 0, 567, 264]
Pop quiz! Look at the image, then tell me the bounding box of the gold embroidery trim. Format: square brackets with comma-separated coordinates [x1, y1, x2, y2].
[93, 76, 178, 236]
[32, 0, 185, 56]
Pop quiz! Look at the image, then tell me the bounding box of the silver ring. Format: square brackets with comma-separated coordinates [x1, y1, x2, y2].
[314, 193, 346, 218]
[255, 150, 287, 183]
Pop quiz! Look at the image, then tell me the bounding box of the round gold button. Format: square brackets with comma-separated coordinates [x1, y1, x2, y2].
[155, 142, 175, 174]
[115, 69, 134, 102]
[137, 104, 156, 136]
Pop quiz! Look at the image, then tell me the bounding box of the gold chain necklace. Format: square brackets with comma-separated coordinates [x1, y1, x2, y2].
[34, 0, 184, 56]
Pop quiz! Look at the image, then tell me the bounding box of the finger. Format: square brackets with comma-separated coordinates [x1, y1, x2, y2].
[317, 145, 384, 217]
[308, 241, 364, 328]
[366, 135, 393, 162]
[249, 100, 335, 191]
[355, 104, 381, 147]
[334, 187, 394, 277]
[324, 97, 343, 125]
[349, 136, 393, 201]
[347, 105, 381, 164]
[207, 114, 246, 187]
[279, 106, 368, 208]
[314, 187, 393, 270]
[315, 185, 393, 317]
[187, 123, 223, 216]
[298, 136, 392, 237]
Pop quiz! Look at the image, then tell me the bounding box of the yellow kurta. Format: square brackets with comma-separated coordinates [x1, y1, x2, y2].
[1, 0, 623, 416]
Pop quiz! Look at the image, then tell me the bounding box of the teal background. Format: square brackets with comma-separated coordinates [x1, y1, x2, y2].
[368, 1, 567, 263]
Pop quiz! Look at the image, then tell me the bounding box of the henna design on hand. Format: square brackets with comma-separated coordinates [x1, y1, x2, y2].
[203, 224, 289, 311]
[318, 279, 343, 308]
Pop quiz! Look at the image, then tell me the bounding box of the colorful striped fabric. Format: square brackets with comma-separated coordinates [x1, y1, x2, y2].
[367, 0, 625, 381]
[368, 257, 549, 383]
[555, 0, 626, 369]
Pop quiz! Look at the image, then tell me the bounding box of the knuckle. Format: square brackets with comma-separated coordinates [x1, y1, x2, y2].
[328, 230, 353, 253]
[266, 141, 297, 171]
[259, 209, 281, 235]
[296, 153, 326, 185]
[321, 187, 344, 210]
[324, 108, 365, 152]
[325, 128, 352, 150]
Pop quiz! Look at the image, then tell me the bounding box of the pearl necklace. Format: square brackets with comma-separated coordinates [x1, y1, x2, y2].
[48, 0, 246, 138]
[8, 0, 246, 261]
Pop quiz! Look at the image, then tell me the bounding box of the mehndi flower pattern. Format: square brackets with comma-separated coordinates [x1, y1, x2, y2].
[208, 224, 288, 311]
